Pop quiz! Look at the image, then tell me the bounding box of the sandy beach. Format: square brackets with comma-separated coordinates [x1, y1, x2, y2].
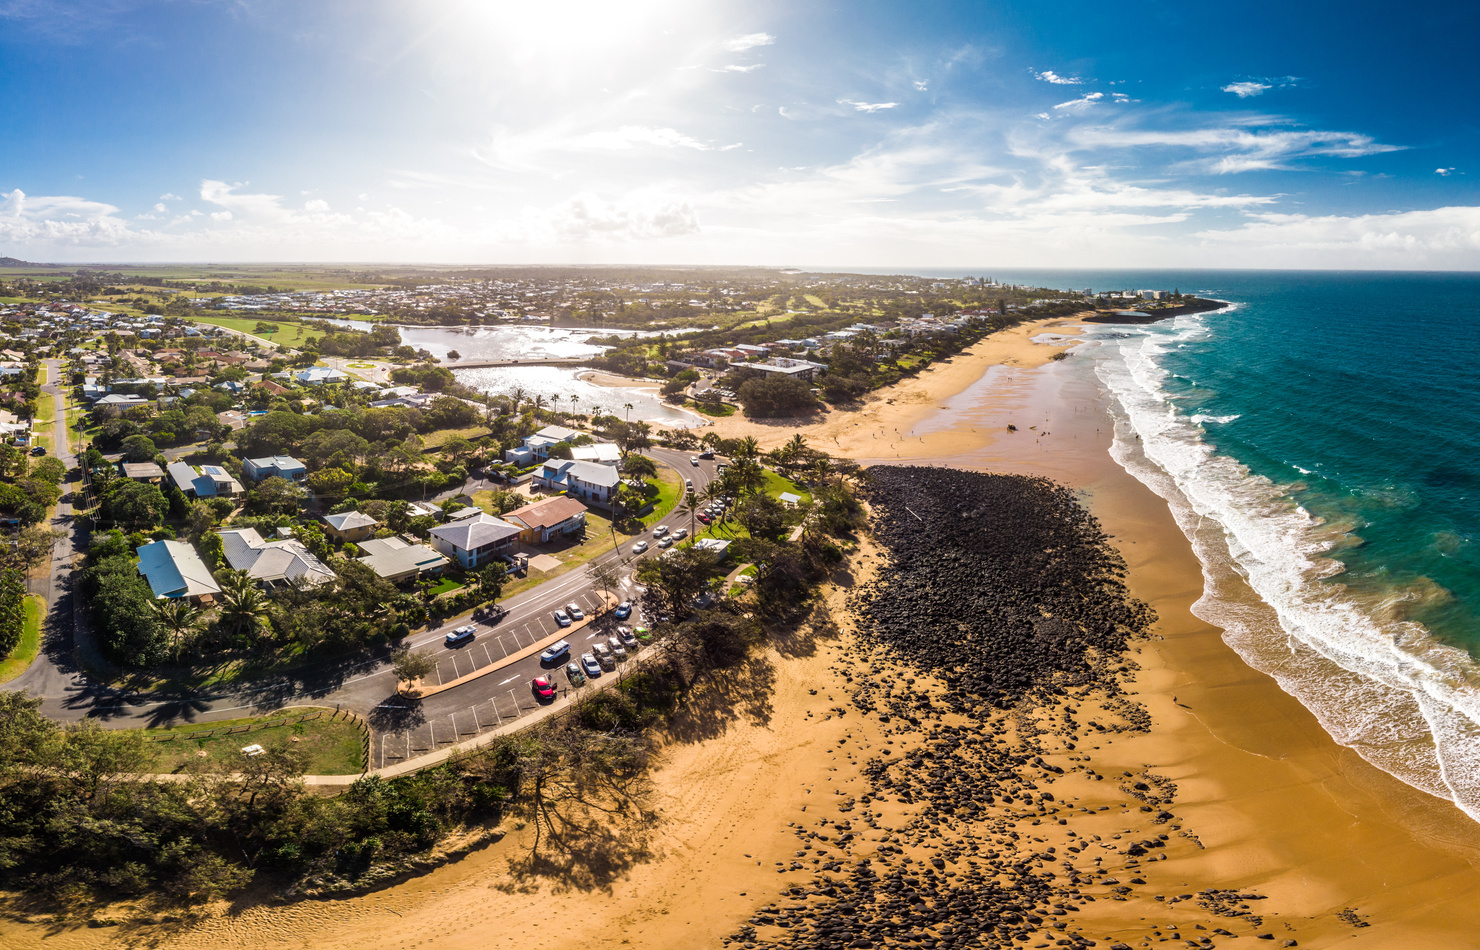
[12, 321, 1480, 949]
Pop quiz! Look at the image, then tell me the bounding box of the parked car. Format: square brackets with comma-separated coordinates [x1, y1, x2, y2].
[699, 449, 714, 459]
[690, 457, 700, 466]
[553, 609, 572, 627]
[566, 661, 586, 686]
[672, 527, 689, 540]
[566, 602, 585, 621]
[618, 626, 639, 648]
[658, 537, 673, 549]
[606, 636, 628, 660]
[531, 675, 556, 700]
[29, 446, 45, 457]
[445, 624, 476, 645]
[580, 653, 602, 677]
[540, 640, 571, 662]
[653, 525, 669, 537]
[632, 540, 649, 554]
[614, 600, 632, 619]
[633, 626, 652, 643]
[592, 642, 615, 668]
[698, 513, 712, 524]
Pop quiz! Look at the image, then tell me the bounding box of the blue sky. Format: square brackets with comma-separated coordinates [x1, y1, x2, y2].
[1, 0, 1476, 268]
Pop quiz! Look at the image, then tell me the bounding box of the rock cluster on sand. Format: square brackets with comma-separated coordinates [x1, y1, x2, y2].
[726, 467, 1278, 950]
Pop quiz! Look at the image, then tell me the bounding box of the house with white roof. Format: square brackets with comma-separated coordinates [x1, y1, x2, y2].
[136, 539, 221, 604]
[218, 528, 336, 589]
[428, 513, 522, 569]
[570, 442, 621, 465]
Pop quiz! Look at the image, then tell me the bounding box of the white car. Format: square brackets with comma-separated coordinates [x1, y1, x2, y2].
[566, 602, 585, 621]
[672, 527, 689, 540]
[653, 525, 669, 537]
[580, 653, 602, 677]
[690, 457, 700, 466]
[553, 609, 572, 627]
[445, 624, 476, 645]
[540, 640, 571, 662]
[658, 536, 674, 549]
[632, 540, 649, 554]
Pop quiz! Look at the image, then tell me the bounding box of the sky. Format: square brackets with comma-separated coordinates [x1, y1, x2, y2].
[0, 0, 1477, 269]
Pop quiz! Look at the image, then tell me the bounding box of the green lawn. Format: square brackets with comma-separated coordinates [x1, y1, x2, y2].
[686, 400, 736, 417]
[191, 315, 325, 349]
[427, 578, 463, 597]
[0, 596, 44, 686]
[143, 708, 365, 775]
[30, 391, 55, 453]
[639, 463, 684, 526]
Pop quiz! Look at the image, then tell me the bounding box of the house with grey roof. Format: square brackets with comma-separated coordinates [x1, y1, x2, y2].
[356, 536, 449, 583]
[428, 513, 522, 569]
[242, 455, 307, 484]
[167, 461, 243, 499]
[322, 510, 379, 543]
[218, 528, 335, 588]
[533, 458, 620, 506]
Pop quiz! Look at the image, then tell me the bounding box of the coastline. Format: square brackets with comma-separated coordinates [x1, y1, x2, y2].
[15, 320, 1480, 948]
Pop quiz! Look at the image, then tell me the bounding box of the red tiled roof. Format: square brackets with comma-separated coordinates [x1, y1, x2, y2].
[504, 495, 588, 530]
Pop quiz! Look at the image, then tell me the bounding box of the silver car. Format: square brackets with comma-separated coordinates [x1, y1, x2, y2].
[607, 636, 628, 659]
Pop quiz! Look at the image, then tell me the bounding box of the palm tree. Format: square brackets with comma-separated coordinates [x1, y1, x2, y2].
[734, 435, 760, 461]
[510, 386, 526, 414]
[784, 433, 809, 465]
[218, 571, 272, 645]
[152, 597, 203, 663]
[551, 394, 562, 417]
[728, 458, 767, 497]
[624, 402, 634, 421]
[532, 394, 547, 418]
[570, 394, 580, 418]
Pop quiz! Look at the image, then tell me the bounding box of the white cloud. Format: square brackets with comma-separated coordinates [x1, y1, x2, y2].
[778, 106, 795, 119]
[723, 32, 774, 52]
[519, 192, 700, 243]
[152, 202, 167, 213]
[305, 198, 330, 211]
[839, 99, 899, 113]
[1053, 92, 1103, 113]
[573, 125, 713, 150]
[914, 80, 928, 92]
[1195, 205, 1480, 268]
[158, 193, 181, 201]
[1436, 167, 1456, 176]
[713, 63, 763, 73]
[1222, 81, 1272, 98]
[1034, 70, 1083, 85]
[1070, 125, 1404, 172]
[210, 211, 233, 222]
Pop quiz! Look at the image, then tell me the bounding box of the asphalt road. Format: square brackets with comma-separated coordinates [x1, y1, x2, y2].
[6, 441, 730, 761]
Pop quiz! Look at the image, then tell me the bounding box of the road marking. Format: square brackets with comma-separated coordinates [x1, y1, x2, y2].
[498, 674, 519, 685]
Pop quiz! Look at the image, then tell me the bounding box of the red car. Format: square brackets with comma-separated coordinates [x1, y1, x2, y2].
[532, 675, 557, 700]
[697, 513, 712, 524]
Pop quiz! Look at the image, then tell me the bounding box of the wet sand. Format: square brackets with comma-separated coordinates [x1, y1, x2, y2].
[12, 331, 1480, 948]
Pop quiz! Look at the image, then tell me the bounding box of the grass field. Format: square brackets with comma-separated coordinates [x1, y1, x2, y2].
[191, 315, 325, 348]
[427, 578, 463, 597]
[31, 392, 55, 453]
[640, 462, 684, 526]
[0, 596, 45, 686]
[144, 708, 365, 775]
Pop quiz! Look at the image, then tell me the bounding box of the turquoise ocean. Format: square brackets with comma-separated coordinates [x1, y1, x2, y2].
[844, 268, 1480, 816]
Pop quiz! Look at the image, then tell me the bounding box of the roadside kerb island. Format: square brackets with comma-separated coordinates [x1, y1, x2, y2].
[397, 590, 619, 700]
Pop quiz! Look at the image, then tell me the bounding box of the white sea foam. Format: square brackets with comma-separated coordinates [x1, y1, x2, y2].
[1189, 413, 1241, 425]
[1093, 314, 1480, 819]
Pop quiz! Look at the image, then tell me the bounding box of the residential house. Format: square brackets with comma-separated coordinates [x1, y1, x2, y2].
[121, 462, 164, 483]
[166, 461, 244, 499]
[295, 366, 348, 385]
[503, 496, 588, 544]
[533, 459, 620, 506]
[95, 393, 151, 410]
[428, 513, 522, 569]
[136, 539, 221, 604]
[322, 510, 380, 543]
[242, 455, 307, 484]
[218, 528, 336, 588]
[570, 442, 621, 465]
[356, 536, 449, 583]
[521, 424, 581, 460]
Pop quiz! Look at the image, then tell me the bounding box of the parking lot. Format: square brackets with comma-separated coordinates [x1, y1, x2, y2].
[372, 584, 646, 768]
